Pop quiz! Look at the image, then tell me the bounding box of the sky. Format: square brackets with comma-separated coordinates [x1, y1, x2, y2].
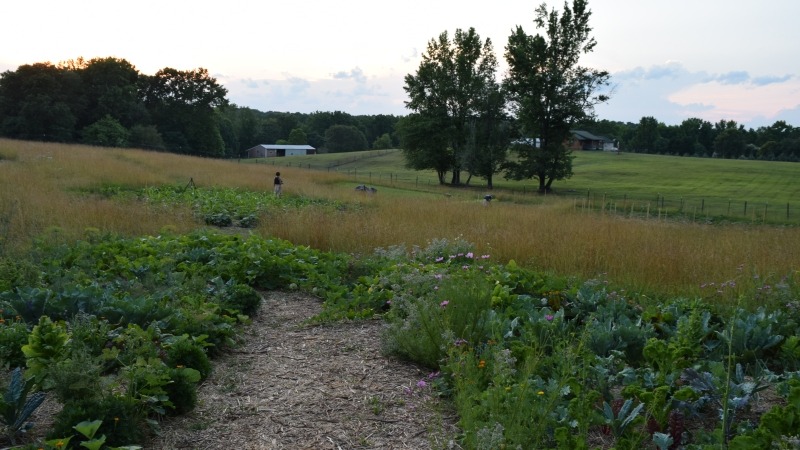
[3, 0, 799, 129]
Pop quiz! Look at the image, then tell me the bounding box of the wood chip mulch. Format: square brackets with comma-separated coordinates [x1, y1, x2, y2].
[148, 291, 461, 450]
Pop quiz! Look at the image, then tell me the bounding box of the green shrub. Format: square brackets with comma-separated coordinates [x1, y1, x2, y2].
[203, 212, 232, 227]
[49, 395, 145, 448]
[0, 318, 29, 368]
[47, 348, 106, 404]
[215, 281, 262, 317]
[383, 271, 494, 369]
[164, 334, 212, 381]
[162, 367, 201, 416]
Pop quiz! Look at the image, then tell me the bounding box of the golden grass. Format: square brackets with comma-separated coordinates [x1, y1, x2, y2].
[2, 138, 798, 299]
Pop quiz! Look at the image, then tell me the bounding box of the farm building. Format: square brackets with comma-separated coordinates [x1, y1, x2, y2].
[568, 130, 618, 151]
[246, 144, 316, 158]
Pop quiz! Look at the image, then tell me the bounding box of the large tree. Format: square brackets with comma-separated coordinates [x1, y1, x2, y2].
[139, 67, 228, 156]
[403, 27, 500, 185]
[503, 0, 609, 193]
[324, 124, 367, 152]
[463, 85, 510, 188]
[0, 63, 83, 142]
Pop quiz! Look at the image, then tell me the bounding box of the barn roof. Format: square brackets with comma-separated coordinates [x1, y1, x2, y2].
[250, 144, 315, 150]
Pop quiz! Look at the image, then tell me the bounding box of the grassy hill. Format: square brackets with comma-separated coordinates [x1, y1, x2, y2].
[254, 149, 800, 223]
[2, 138, 798, 299]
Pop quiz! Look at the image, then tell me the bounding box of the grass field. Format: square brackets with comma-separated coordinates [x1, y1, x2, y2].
[2, 138, 798, 302]
[258, 149, 800, 223]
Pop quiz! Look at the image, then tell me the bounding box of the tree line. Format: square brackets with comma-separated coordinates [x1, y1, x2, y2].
[0, 57, 400, 157]
[578, 117, 800, 161]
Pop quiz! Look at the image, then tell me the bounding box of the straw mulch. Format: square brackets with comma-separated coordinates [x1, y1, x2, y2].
[149, 291, 461, 449]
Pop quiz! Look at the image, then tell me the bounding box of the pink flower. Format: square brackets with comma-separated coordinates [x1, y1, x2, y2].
[440, 300, 449, 308]
[545, 314, 554, 321]
[435, 256, 444, 262]
[417, 380, 427, 388]
[466, 252, 474, 258]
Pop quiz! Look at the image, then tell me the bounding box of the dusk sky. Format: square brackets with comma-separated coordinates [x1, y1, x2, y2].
[3, 0, 799, 128]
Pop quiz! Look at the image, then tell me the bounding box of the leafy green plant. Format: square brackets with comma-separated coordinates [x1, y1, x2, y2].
[680, 363, 771, 441]
[48, 419, 142, 450]
[48, 348, 107, 404]
[601, 398, 644, 438]
[0, 367, 46, 444]
[0, 317, 29, 368]
[21, 315, 69, 388]
[163, 334, 212, 381]
[161, 366, 201, 416]
[715, 307, 785, 365]
[49, 396, 145, 449]
[728, 379, 800, 449]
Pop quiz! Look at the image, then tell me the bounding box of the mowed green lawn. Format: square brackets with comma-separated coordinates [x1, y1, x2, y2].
[254, 149, 800, 221]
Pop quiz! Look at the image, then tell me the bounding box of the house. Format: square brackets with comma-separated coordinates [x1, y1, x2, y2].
[246, 144, 316, 158]
[568, 130, 618, 151]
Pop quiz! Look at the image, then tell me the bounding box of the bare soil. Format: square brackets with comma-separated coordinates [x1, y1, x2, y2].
[149, 291, 461, 450]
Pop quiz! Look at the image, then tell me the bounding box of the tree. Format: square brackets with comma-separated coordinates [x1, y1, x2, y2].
[502, 0, 609, 193]
[714, 127, 745, 159]
[463, 84, 510, 188]
[139, 67, 228, 156]
[631, 116, 660, 152]
[372, 133, 393, 150]
[0, 63, 82, 141]
[287, 128, 308, 145]
[324, 124, 367, 152]
[128, 124, 165, 150]
[79, 57, 147, 129]
[81, 114, 129, 147]
[403, 27, 500, 185]
[396, 113, 452, 184]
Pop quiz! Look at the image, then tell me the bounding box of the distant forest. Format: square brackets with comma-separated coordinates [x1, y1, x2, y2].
[1, 57, 798, 161]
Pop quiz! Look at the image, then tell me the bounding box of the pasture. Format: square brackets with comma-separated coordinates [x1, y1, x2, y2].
[2, 138, 799, 300]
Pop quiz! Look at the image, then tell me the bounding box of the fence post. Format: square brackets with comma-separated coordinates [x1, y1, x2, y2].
[701, 199, 704, 213]
[744, 201, 747, 217]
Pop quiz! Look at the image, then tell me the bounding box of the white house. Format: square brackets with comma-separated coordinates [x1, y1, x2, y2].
[246, 144, 316, 158]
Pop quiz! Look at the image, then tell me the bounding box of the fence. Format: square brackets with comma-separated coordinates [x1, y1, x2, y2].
[574, 191, 798, 224]
[251, 157, 799, 225]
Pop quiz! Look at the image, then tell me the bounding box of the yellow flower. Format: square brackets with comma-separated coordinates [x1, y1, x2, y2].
[478, 360, 486, 369]
[537, 390, 545, 396]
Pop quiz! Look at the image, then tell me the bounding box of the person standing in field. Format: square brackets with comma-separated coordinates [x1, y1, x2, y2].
[273, 171, 283, 197]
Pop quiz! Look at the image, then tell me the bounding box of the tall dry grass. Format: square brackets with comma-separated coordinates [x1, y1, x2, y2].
[267, 193, 800, 298]
[2, 139, 798, 300]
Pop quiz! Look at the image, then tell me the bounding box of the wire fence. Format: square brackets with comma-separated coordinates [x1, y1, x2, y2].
[570, 191, 798, 224]
[250, 156, 799, 225]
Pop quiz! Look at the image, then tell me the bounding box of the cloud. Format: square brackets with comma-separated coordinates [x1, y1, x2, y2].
[221, 70, 408, 116]
[402, 48, 419, 63]
[595, 61, 800, 127]
[752, 74, 793, 86]
[715, 71, 750, 85]
[332, 67, 367, 84]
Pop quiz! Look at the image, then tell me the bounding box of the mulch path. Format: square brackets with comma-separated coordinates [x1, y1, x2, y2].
[149, 291, 461, 449]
